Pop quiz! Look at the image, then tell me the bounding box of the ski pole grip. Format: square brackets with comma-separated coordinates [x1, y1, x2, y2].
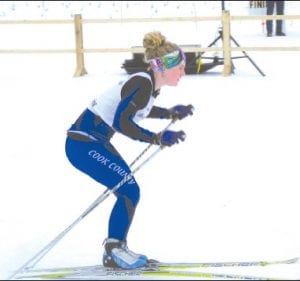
[130, 118, 176, 167]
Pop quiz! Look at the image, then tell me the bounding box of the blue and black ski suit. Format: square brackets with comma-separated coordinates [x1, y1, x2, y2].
[65, 71, 172, 241]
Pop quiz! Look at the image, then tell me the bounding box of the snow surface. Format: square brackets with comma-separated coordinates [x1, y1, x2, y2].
[0, 1, 300, 280]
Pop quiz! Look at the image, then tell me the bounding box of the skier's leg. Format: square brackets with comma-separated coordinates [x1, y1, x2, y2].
[65, 137, 147, 268]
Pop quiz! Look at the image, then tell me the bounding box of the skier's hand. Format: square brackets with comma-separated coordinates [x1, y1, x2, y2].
[155, 130, 186, 147]
[169, 104, 194, 121]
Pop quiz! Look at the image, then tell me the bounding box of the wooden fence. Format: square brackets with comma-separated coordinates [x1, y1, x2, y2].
[0, 11, 300, 77]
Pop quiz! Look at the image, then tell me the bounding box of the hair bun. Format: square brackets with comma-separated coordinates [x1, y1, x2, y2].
[143, 31, 166, 50]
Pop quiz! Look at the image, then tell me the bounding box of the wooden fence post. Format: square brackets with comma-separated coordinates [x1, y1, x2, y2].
[222, 10, 232, 76]
[73, 14, 87, 77]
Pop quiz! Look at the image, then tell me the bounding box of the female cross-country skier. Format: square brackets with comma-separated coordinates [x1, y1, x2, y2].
[65, 31, 194, 269]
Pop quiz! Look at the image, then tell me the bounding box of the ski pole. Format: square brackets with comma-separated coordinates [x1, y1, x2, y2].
[8, 122, 174, 280]
[8, 146, 164, 280]
[128, 118, 175, 168]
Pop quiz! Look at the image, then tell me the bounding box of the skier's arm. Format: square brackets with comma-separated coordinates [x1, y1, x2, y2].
[148, 104, 195, 120]
[112, 76, 159, 144]
[147, 106, 172, 119]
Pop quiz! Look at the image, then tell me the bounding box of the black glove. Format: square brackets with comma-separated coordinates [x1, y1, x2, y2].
[155, 130, 186, 147]
[169, 104, 194, 120]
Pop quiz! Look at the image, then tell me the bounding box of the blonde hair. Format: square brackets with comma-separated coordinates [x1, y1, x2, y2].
[143, 31, 180, 61]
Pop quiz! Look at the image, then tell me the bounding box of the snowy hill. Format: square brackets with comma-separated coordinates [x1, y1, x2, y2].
[1, 1, 300, 280]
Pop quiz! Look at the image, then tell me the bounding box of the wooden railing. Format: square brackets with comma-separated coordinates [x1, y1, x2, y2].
[0, 11, 300, 76]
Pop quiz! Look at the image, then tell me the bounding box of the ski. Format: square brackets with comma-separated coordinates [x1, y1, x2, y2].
[151, 256, 299, 268]
[15, 265, 278, 280]
[14, 257, 299, 280]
